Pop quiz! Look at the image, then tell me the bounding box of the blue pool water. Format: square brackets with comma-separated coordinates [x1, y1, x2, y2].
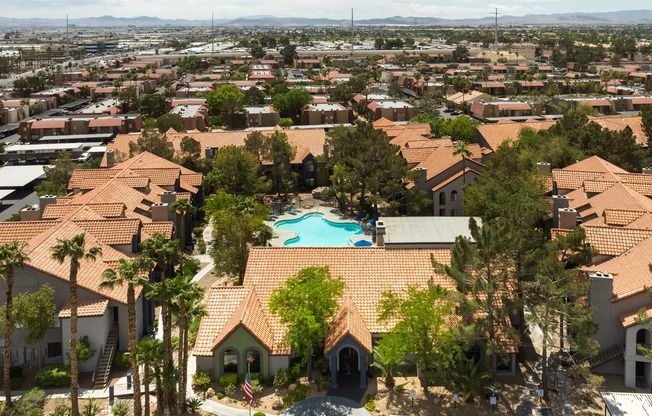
[275, 213, 363, 247]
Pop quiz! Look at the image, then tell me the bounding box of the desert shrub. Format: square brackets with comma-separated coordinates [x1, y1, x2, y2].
[288, 363, 301, 382]
[282, 383, 309, 408]
[197, 238, 207, 254]
[218, 373, 239, 387]
[13, 388, 45, 416]
[254, 412, 266, 416]
[216, 391, 225, 400]
[395, 385, 405, 393]
[273, 368, 290, 387]
[81, 397, 101, 416]
[364, 394, 377, 411]
[250, 379, 263, 395]
[50, 405, 71, 416]
[115, 350, 131, 371]
[111, 400, 130, 416]
[193, 370, 212, 390]
[224, 383, 236, 396]
[35, 365, 70, 388]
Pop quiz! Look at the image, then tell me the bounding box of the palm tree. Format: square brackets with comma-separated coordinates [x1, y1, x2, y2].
[0, 241, 29, 409]
[100, 258, 153, 416]
[51, 233, 102, 416]
[169, 198, 196, 248]
[137, 337, 165, 416]
[169, 266, 205, 414]
[453, 141, 472, 186]
[140, 233, 179, 414]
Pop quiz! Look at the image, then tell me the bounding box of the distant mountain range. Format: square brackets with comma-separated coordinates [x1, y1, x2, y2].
[1, 10, 652, 28]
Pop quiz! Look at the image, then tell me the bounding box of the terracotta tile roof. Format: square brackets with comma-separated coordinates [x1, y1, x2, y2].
[561, 156, 628, 174]
[0, 221, 61, 243]
[131, 168, 180, 187]
[626, 213, 652, 229]
[585, 236, 652, 301]
[141, 222, 174, 240]
[620, 305, 652, 328]
[603, 209, 646, 226]
[583, 180, 616, 194]
[414, 146, 484, 182]
[194, 286, 250, 356]
[582, 225, 652, 256]
[430, 168, 482, 192]
[614, 173, 652, 184]
[576, 183, 652, 220]
[42, 203, 125, 220]
[401, 147, 438, 165]
[588, 116, 647, 146]
[210, 289, 277, 353]
[390, 129, 432, 148]
[324, 297, 372, 354]
[552, 170, 603, 190]
[476, 120, 556, 151]
[407, 138, 452, 148]
[69, 169, 118, 189]
[72, 219, 140, 245]
[58, 299, 109, 318]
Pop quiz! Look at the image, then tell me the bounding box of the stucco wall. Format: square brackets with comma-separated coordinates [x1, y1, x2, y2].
[432, 171, 481, 217]
[212, 326, 270, 379]
[62, 312, 111, 372]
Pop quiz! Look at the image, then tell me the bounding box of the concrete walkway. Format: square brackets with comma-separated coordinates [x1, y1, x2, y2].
[281, 396, 371, 416]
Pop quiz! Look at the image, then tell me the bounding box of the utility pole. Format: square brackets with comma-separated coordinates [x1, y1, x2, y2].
[350, 8, 354, 56]
[494, 8, 499, 53]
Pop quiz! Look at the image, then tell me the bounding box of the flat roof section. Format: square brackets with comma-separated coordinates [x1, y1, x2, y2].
[0, 166, 50, 188]
[601, 391, 652, 415]
[0, 189, 16, 201]
[4, 142, 102, 153]
[381, 216, 481, 246]
[39, 133, 114, 142]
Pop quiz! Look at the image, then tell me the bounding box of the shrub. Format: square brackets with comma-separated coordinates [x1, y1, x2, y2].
[51, 405, 71, 416]
[216, 391, 225, 400]
[224, 383, 236, 396]
[197, 238, 207, 254]
[218, 373, 239, 388]
[254, 412, 266, 416]
[250, 372, 263, 383]
[13, 388, 45, 416]
[193, 370, 212, 390]
[115, 350, 131, 371]
[364, 400, 376, 412]
[35, 365, 70, 388]
[81, 397, 101, 416]
[185, 397, 203, 414]
[395, 385, 405, 393]
[273, 368, 290, 387]
[250, 379, 263, 395]
[111, 400, 130, 416]
[288, 363, 301, 382]
[10, 377, 21, 390]
[282, 383, 309, 408]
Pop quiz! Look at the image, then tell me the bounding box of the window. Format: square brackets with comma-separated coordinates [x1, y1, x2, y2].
[439, 192, 446, 205]
[439, 208, 446, 216]
[47, 342, 62, 358]
[223, 349, 238, 374]
[246, 349, 261, 374]
[305, 161, 315, 172]
[450, 209, 456, 216]
[306, 178, 315, 187]
[451, 190, 458, 202]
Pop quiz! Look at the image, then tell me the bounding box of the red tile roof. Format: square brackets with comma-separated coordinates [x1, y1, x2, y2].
[58, 299, 109, 318]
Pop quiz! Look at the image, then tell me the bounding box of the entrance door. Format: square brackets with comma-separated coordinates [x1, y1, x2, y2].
[337, 347, 359, 387]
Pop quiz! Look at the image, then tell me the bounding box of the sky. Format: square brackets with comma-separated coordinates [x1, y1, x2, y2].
[2, 0, 651, 21]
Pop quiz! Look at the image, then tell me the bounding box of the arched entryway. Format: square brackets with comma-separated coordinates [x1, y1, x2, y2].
[337, 347, 360, 388]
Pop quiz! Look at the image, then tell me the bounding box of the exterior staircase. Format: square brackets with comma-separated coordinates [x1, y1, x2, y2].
[93, 324, 119, 389]
[588, 343, 625, 369]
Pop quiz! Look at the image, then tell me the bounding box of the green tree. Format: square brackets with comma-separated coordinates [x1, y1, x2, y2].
[177, 136, 204, 172]
[243, 87, 266, 105]
[377, 282, 460, 389]
[280, 44, 297, 66]
[265, 131, 297, 195]
[269, 266, 345, 379]
[206, 84, 245, 128]
[100, 258, 153, 416]
[34, 152, 76, 196]
[50, 233, 102, 416]
[0, 241, 29, 408]
[128, 128, 175, 161]
[524, 228, 597, 399]
[435, 218, 516, 375]
[443, 355, 492, 403]
[139, 93, 168, 119]
[244, 130, 269, 162]
[205, 145, 269, 196]
[249, 44, 266, 60]
[641, 105, 652, 152]
[271, 88, 313, 123]
[453, 141, 472, 186]
[452, 45, 470, 62]
[204, 191, 272, 281]
[443, 116, 479, 143]
[10, 285, 56, 371]
[156, 113, 186, 133]
[137, 338, 164, 416]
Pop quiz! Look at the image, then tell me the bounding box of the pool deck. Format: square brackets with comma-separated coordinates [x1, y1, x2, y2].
[267, 206, 375, 247]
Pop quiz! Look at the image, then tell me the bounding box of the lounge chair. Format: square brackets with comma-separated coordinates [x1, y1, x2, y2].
[287, 208, 297, 215]
[269, 214, 279, 220]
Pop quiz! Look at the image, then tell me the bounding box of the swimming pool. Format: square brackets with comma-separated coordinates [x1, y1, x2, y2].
[274, 212, 363, 247]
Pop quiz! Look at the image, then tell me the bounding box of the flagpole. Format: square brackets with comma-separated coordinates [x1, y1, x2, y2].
[248, 361, 252, 416]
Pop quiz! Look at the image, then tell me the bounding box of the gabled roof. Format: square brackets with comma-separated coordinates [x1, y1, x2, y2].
[580, 225, 652, 257]
[413, 146, 484, 182]
[0, 221, 61, 243]
[324, 297, 372, 354]
[72, 219, 140, 245]
[560, 156, 629, 174]
[603, 209, 647, 227]
[476, 120, 556, 151]
[42, 203, 125, 220]
[59, 299, 109, 318]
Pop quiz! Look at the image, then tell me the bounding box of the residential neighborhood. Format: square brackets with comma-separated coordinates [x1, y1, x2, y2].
[3, 5, 652, 416]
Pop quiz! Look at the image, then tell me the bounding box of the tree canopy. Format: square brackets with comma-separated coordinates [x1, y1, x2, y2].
[271, 88, 313, 123]
[129, 128, 175, 161]
[206, 84, 245, 128]
[205, 145, 270, 196]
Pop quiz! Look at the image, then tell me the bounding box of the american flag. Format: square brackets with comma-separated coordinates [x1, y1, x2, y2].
[244, 369, 254, 405]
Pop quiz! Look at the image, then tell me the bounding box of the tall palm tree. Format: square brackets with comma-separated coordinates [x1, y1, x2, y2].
[100, 257, 153, 416]
[51, 233, 102, 416]
[0, 241, 29, 409]
[140, 233, 179, 414]
[453, 141, 472, 186]
[169, 198, 196, 248]
[137, 337, 165, 416]
[169, 265, 204, 414]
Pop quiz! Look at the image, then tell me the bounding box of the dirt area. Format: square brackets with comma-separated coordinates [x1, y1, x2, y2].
[43, 398, 110, 415]
[569, 373, 631, 416]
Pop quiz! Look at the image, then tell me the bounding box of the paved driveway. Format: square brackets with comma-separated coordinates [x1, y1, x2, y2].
[281, 396, 372, 416]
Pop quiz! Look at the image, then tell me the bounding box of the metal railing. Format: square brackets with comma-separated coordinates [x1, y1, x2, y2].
[91, 344, 104, 385]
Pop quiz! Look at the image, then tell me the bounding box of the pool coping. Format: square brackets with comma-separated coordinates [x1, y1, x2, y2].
[267, 207, 374, 247]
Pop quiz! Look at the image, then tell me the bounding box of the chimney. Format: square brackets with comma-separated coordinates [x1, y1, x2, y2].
[537, 162, 551, 176]
[20, 206, 41, 222]
[106, 149, 114, 167]
[643, 167, 652, 175]
[375, 219, 386, 247]
[558, 208, 578, 230]
[150, 203, 169, 222]
[38, 195, 58, 218]
[159, 191, 177, 204]
[588, 271, 614, 350]
[552, 195, 570, 228]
